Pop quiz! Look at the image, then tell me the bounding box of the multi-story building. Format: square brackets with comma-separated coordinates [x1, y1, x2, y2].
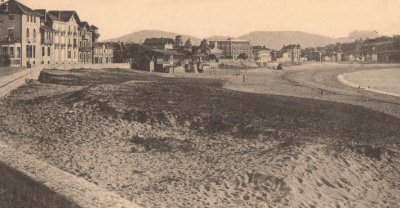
[93, 42, 116, 64]
[208, 39, 252, 59]
[78, 21, 93, 63]
[0, 0, 42, 67]
[281, 44, 301, 63]
[46, 10, 80, 64]
[0, 0, 104, 67]
[143, 38, 175, 50]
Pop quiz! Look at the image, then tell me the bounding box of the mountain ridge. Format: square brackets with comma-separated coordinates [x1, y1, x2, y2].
[107, 30, 380, 50]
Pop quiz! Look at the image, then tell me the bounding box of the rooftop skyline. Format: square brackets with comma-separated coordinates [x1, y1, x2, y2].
[16, 0, 400, 41]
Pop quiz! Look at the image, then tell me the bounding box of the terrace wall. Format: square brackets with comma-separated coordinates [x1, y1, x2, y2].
[45, 63, 130, 70]
[0, 141, 140, 208]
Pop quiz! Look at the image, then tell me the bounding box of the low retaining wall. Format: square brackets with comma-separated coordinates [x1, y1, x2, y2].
[0, 66, 43, 97]
[44, 63, 130, 70]
[0, 142, 140, 208]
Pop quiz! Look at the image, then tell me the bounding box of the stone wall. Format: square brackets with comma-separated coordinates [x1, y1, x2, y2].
[0, 142, 140, 208]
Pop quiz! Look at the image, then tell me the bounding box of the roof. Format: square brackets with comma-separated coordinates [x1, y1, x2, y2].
[79, 21, 90, 30]
[0, 0, 40, 15]
[89, 25, 98, 30]
[46, 12, 63, 22]
[143, 38, 175, 45]
[40, 25, 53, 31]
[151, 49, 185, 56]
[282, 44, 301, 50]
[184, 38, 193, 47]
[48, 10, 81, 23]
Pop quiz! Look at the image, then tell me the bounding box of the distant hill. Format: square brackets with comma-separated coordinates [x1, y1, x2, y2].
[207, 35, 233, 40]
[110, 30, 383, 50]
[107, 30, 201, 45]
[239, 31, 335, 50]
[336, 30, 381, 43]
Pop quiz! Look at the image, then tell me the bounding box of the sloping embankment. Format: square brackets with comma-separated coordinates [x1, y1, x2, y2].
[0, 141, 140, 208]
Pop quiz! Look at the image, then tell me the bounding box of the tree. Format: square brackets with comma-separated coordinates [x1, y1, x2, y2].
[237, 53, 248, 60]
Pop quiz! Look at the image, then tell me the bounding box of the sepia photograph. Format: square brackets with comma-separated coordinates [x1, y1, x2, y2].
[0, 0, 399, 207]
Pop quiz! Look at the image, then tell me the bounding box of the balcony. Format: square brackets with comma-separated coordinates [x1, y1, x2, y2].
[79, 47, 93, 52]
[68, 32, 73, 36]
[60, 31, 66, 36]
[54, 43, 60, 48]
[67, 44, 73, 48]
[61, 44, 66, 48]
[73, 32, 77, 36]
[73, 44, 78, 48]
[83, 34, 90, 40]
[42, 38, 53, 45]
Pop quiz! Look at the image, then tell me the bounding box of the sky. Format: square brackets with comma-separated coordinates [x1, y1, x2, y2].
[19, 0, 400, 41]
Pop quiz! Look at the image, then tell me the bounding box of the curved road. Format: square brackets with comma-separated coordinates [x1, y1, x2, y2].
[225, 63, 400, 118]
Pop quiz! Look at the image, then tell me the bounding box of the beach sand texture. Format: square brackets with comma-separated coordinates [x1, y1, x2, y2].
[342, 68, 400, 97]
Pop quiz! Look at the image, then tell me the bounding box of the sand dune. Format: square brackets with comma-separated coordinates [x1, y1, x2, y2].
[1, 68, 399, 207]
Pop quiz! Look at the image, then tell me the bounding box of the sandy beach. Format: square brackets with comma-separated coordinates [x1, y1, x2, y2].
[0, 67, 399, 207]
[339, 68, 400, 97]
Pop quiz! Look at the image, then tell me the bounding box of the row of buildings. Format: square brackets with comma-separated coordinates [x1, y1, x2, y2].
[0, 0, 116, 67]
[136, 35, 302, 72]
[304, 36, 400, 63]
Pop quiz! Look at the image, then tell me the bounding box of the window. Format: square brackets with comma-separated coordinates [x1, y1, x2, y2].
[10, 47, 14, 58]
[34, 16, 36, 23]
[17, 47, 21, 58]
[33, 29, 36, 38]
[26, 46, 30, 58]
[8, 29, 14, 38]
[26, 15, 29, 22]
[47, 47, 50, 56]
[26, 28, 29, 38]
[33, 45, 36, 58]
[68, 51, 71, 58]
[42, 47, 45, 57]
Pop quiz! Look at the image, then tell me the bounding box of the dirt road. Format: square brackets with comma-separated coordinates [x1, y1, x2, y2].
[225, 63, 400, 118]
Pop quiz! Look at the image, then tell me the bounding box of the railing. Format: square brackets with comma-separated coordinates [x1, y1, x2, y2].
[68, 32, 73, 36]
[61, 44, 66, 48]
[67, 44, 72, 48]
[60, 31, 66, 36]
[43, 39, 53, 44]
[79, 46, 93, 52]
[73, 44, 78, 48]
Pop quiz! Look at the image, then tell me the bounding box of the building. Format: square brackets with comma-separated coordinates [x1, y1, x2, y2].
[254, 49, 272, 66]
[281, 44, 301, 63]
[0, 0, 42, 67]
[93, 42, 114, 64]
[175, 35, 183, 47]
[208, 38, 252, 59]
[46, 10, 80, 64]
[143, 38, 175, 50]
[78, 21, 93, 63]
[0, 0, 103, 67]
